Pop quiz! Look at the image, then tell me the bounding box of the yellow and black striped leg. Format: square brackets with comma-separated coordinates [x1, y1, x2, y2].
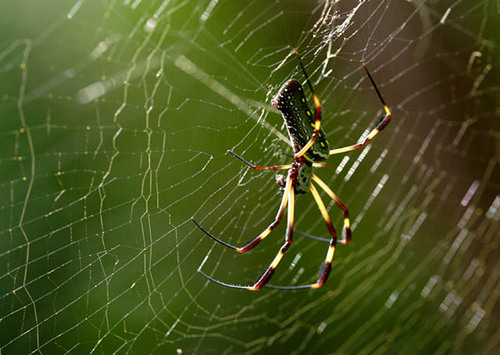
[294, 50, 323, 159]
[192, 172, 292, 253]
[312, 174, 351, 244]
[329, 62, 392, 156]
[248, 182, 295, 290]
[309, 183, 338, 288]
[309, 183, 337, 239]
[266, 183, 335, 290]
[196, 173, 295, 290]
[228, 150, 293, 171]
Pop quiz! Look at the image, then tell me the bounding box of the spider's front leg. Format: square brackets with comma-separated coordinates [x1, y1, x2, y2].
[192, 166, 293, 254]
[196, 170, 297, 290]
[247, 179, 295, 290]
[266, 174, 352, 290]
[266, 181, 336, 290]
[312, 174, 351, 244]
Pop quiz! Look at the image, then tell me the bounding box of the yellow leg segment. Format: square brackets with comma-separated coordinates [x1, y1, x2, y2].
[312, 174, 351, 243]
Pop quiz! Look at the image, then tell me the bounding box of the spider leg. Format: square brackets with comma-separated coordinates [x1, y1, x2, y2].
[266, 183, 335, 290]
[309, 183, 337, 241]
[249, 180, 295, 290]
[228, 150, 293, 171]
[197, 174, 296, 290]
[312, 174, 351, 244]
[274, 176, 352, 252]
[293, 50, 323, 159]
[192, 172, 291, 253]
[329, 62, 392, 156]
[295, 229, 330, 243]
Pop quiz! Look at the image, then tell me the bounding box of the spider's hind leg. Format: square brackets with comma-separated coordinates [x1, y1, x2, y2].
[329, 61, 392, 157]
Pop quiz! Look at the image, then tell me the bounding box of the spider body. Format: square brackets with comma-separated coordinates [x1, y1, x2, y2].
[276, 162, 312, 195]
[193, 51, 392, 290]
[272, 79, 330, 163]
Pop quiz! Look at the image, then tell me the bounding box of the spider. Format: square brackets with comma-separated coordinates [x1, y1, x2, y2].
[192, 50, 391, 290]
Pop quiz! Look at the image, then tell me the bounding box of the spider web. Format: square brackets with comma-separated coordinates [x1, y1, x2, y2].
[1, 0, 499, 354]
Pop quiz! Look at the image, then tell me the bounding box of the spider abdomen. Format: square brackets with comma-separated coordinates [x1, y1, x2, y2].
[273, 79, 330, 162]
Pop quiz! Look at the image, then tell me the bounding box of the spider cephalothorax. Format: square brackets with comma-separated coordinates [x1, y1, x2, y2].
[275, 162, 313, 195]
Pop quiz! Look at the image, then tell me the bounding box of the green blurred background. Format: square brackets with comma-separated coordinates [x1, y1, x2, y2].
[1, 0, 498, 354]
